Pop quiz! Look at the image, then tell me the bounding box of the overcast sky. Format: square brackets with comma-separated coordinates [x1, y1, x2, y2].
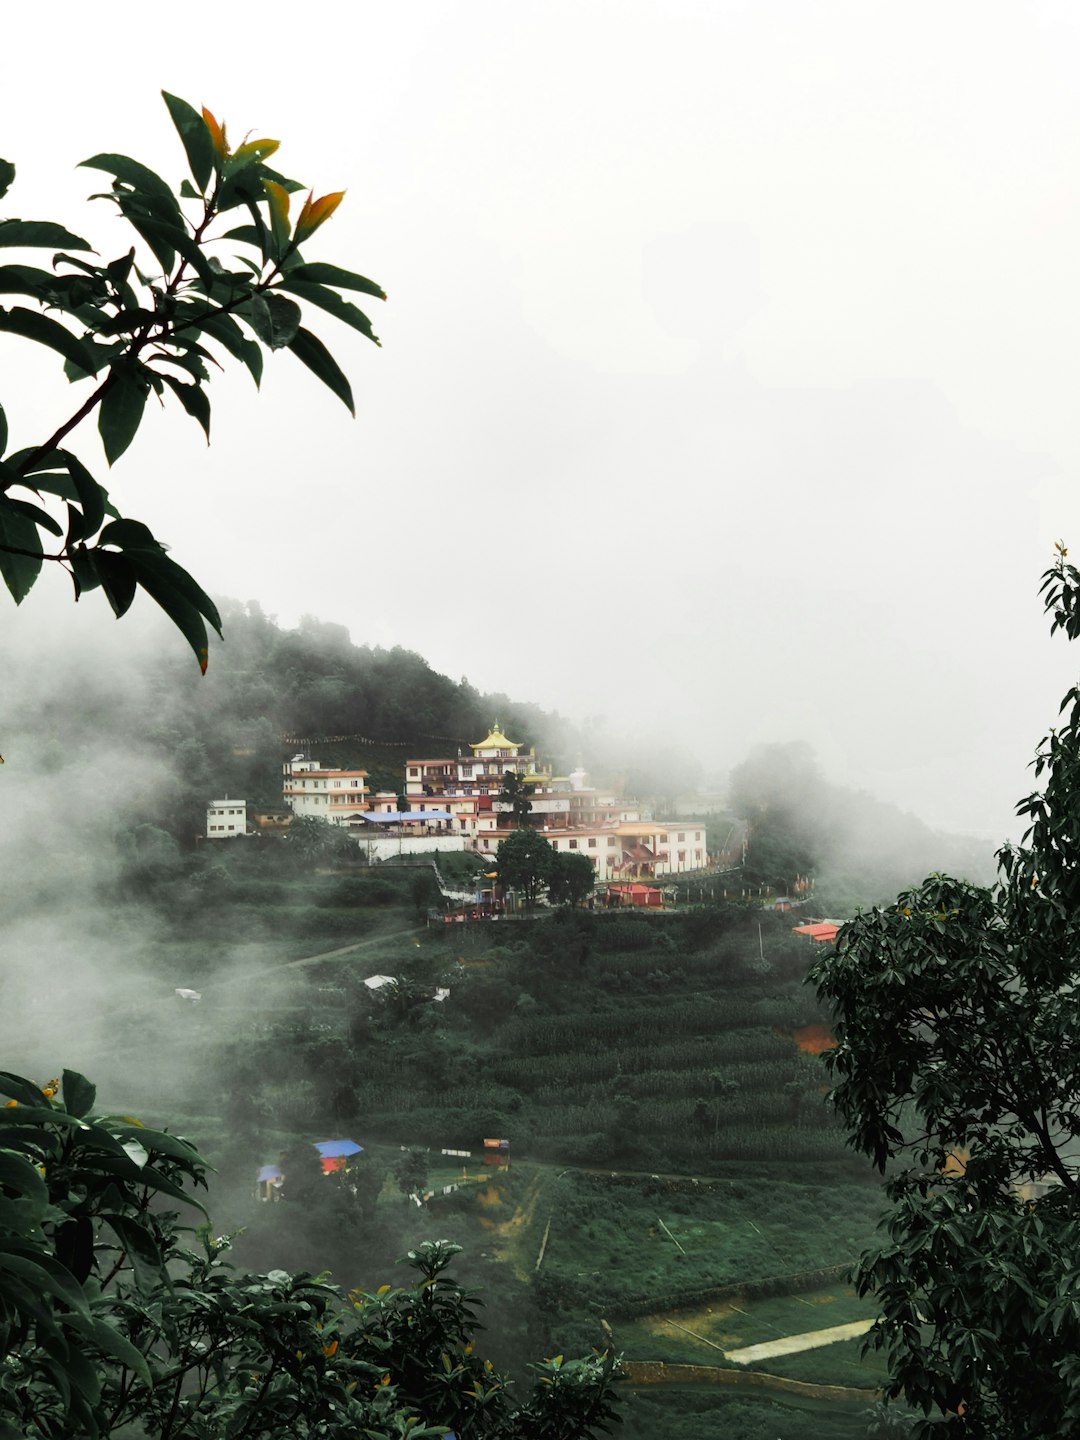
[4, 1, 1080, 838]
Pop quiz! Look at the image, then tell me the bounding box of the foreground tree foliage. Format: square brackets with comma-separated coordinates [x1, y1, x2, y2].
[811, 548, 1080, 1437]
[0, 93, 382, 670]
[0, 1070, 619, 1439]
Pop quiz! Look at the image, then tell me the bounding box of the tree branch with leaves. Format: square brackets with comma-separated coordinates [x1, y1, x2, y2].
[0, 93, 383, 670]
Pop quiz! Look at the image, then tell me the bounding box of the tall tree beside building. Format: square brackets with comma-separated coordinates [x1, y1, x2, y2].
[496, 828, 555, 909]
[499, 770, 534, 827]
[548, 851, 596, 908]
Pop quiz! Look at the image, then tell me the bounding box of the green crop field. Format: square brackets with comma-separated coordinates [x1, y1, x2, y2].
[86, 846, 896, 1439]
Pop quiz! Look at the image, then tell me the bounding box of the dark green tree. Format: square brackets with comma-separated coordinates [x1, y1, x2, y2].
[287, 814, 357, 861]
[548, 850, 596, 907]
[394, 1146, 429, 1200]
[0, 94, 382, 670]
[497, 827, 556, 909]
[811, 548, 1080, 1437]
[499, 769, 534, 826]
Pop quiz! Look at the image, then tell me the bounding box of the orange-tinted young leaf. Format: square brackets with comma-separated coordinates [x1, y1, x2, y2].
[201, 108, 228, 160]
[295, 190, 345, 240]
[232, 137, 280, 166]
[264, 179, 291, 252]
[264, 179, 290, 226]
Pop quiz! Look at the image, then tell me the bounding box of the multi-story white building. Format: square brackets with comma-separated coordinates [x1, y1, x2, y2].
[411, 722, 709, 880]
[282, 756, 369, 826]
[207, 798, 248, 839]
[474, 816, 707, 880]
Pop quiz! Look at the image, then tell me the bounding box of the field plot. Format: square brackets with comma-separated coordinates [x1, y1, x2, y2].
[536, 1172, 884, 1316]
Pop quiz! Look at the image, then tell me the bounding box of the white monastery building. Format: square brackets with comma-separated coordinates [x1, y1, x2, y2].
[206, 798, 248, 839]
[282, 756, 369, 825]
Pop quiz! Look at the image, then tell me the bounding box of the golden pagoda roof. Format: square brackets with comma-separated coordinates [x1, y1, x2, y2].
[470, 721, 520, 750]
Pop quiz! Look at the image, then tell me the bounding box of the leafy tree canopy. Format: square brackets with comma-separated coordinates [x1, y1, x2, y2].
[811, 547, 1080, 1436]
[498, 769, 534, 827]
[497, 827, 555, 909]
[0, 94, 382, 670]
[548, 850, 597, 908]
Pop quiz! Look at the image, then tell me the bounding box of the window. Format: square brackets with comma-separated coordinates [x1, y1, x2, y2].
[588, 838, 597, 848]
[608, 836, 616, 845]
[678, 832, 685, 842]
[569, 839, 578, 849]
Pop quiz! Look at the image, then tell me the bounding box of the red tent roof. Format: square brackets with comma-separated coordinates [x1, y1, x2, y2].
[792, 922, 839, 942]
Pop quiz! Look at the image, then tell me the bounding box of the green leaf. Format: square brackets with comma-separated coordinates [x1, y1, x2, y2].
[288, 261, 386, 300]
[80, 153, 179, 212]
[0, 306, 99, 374]
[160, 373, 211, 441]
[248, 292, 301, 349]
[0, 1072, 51, 1106]
[125, 545, 221, 636]
[220, 223, 265, 249]
[287, 325, 355, 414]
[60, 1070, 96, 1120]
[0, 1246, 92, 1319]
[278, 278, 381, 344]
[0, 1150, 48, 1211]
[93, 548, 138, 618]
[110, 1125, 204, 1168]
[69, 544, 101, 597]
[0, 218, 92, 251]
[109, 202, 177, 274]
[0, 501, 42, 602]
[59, 452, 108, 535]
[98, 365, 150, 465]
[0, 261, 59, 300]
[0, 401, 6, 457]
[115, 545, 221, 672]
[101, 1213, 165, 1291]
[241, 338, 263, 387]
[64, 338, 120, 382]
[161, 91, 214, 193]
[98, 517, 157, 550]
[5, 497, 63, 536]
[64, 1312, 152, 1388]
[0, 159, 13, 201]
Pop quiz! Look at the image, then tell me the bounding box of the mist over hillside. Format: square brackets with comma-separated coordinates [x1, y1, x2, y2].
[730, 740, 998, 913]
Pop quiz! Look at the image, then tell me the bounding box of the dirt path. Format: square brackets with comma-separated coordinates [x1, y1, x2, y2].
[725, 1318, 875, 1364]
[214, 925, 427, 988]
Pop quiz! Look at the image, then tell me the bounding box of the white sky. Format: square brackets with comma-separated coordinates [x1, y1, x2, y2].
[4, 0, 1080, 838]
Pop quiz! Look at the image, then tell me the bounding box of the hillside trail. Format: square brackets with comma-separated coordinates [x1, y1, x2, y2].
[476, 1172, 547, 1281]
[213, 924, 427, 989]
[723, 1317, 875, 1363]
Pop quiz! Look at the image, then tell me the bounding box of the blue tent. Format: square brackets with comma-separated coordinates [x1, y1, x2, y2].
[315, 1139, 363, 1159]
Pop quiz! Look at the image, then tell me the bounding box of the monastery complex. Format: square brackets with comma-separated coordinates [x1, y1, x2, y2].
[210, 724, 708, 880]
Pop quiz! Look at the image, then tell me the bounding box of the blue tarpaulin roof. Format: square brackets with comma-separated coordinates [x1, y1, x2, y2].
[257, 1165, 283, 1182]
[315, 1139, 363, 1158]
